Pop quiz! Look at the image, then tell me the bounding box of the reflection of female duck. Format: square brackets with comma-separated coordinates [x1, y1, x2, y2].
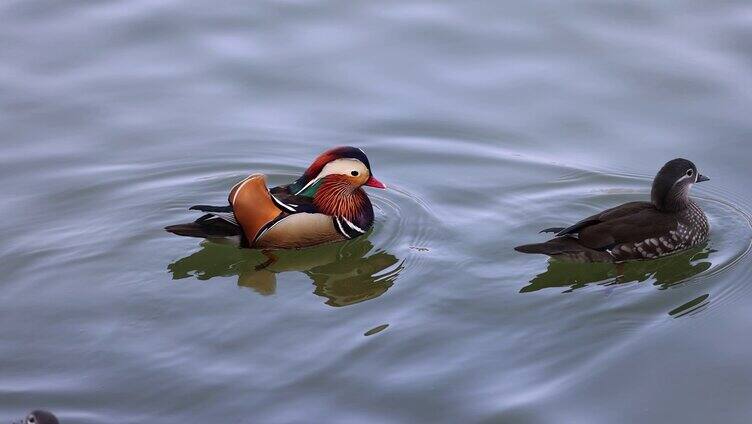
[520, 245, 712, 293]
[166, 146, 386, 249]
[168, 237, 403, 307]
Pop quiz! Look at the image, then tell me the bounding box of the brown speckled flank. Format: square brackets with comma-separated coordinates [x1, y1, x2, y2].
[607, 201, 709, 262]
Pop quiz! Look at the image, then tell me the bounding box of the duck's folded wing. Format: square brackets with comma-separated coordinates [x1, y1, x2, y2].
[555, 201, 654, 236]
[577, 208, 677, 250]
[268, 186, 317, 213]
[184, 182, 315, 225]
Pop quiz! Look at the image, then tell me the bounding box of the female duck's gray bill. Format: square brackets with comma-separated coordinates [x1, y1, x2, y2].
[697, 174, 710, 183]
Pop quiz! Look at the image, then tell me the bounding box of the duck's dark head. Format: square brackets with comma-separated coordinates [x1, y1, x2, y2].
[291, 146, 386, 196]
[21, 410, 59, 424]
[651, 158, 709, 211]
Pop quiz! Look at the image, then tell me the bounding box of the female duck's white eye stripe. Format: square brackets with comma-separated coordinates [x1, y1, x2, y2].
[271, 194, 297, 212]
[342, 216, 366, 234]
[671, 173, 694, 188]
[334, 217, 350, 238]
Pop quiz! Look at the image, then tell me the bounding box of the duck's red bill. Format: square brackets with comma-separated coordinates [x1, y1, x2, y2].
[365, 176, 387, 189]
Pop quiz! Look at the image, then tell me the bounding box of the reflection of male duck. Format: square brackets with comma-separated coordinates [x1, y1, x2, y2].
[168, 237, 403, 307]
[520, 245, 712, 293]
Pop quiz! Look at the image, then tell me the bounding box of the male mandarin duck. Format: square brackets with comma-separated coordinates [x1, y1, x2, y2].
[515, 158, 710, 263]
[166, 146, 386, 249]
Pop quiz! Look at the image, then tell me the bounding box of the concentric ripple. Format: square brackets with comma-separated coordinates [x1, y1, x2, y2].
[367, 182, 440, 272]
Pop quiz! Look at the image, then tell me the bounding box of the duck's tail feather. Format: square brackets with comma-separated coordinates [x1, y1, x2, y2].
[165, 212, 241, 238]
[189, 204, 233, 213]
[165, 217, 242, 238]
[514, 237, 584, 255]
[515, 242, 556, 254]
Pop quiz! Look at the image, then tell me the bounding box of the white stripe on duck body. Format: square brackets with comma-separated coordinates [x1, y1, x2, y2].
[515, 158, 710, 263]
[165, 146, 386, 249]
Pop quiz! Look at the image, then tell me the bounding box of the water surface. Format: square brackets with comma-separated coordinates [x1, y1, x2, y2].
[3, 1, 752, 423]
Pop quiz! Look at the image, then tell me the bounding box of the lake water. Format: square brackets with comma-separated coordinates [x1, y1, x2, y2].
[3, 1, 752, 423]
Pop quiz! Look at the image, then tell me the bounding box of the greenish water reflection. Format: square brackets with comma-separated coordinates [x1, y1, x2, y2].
[169, 237, 403, 307]
[668, 294, 711, 318]
[520, 245, 713, 294]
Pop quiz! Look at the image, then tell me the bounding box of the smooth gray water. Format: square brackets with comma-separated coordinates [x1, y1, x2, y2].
[3, 1, 752, 423]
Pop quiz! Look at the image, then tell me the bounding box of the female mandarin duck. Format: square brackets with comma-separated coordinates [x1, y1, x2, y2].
[166, 146, 386, 249]
[515, 158, 710, 263]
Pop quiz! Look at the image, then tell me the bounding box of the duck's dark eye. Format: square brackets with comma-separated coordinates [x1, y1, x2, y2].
[351, 171, 359, 177]
[686, 169, 694, 177]
[27, 417, 36, 424]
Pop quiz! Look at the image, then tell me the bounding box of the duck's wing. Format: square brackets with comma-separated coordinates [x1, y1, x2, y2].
[228, 174, 289, 245]
[577, 207, 677, 250]
[268, 185, 317, 214]
[516, 203, 675, 260]
[554, 201, 654, 236]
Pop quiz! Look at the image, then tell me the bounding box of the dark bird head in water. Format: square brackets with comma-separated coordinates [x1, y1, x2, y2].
[21, 410, 59, 424]
[651, 158, 709, 212]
